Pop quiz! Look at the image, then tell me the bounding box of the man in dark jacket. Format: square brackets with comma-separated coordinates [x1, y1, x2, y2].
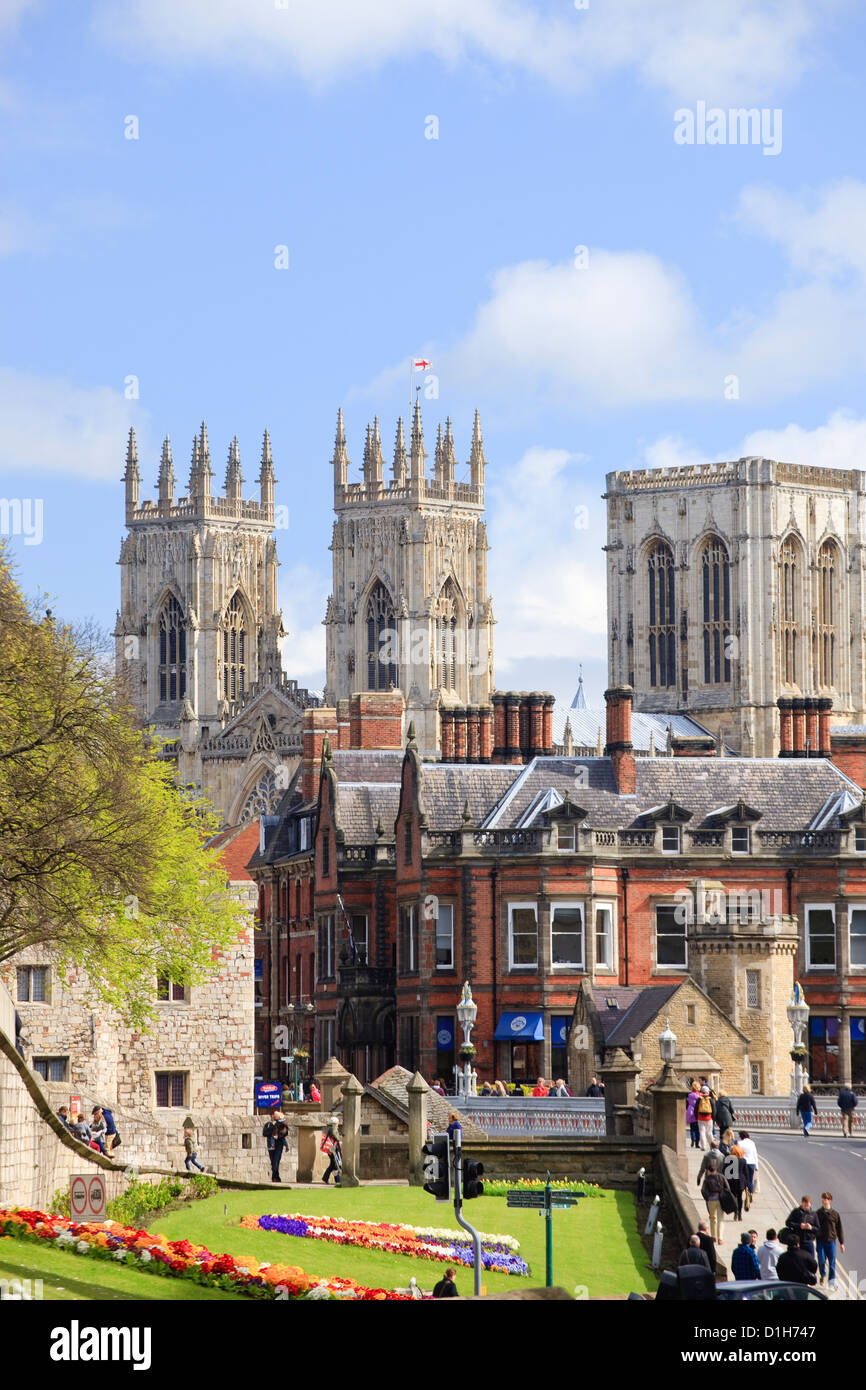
[816, 1192, 845, 1290]
[586, 1077, 603, 1097]
[714, 1091, 736, 1136]
[837, 1087, 858, 1137]
[697, 1141, 724, 1183]
[731, 1231, 761, 1281]
[432, 1268, 459, 1298]
[776, 1235, 818, 1286]
[785, 1196, 819, 1258]
[696, 1220, 717, 1273]
[680, 1235, 711, 1270]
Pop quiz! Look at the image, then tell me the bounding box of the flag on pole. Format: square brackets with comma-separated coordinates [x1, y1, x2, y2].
[413, 358, 432, 371]
[336, 892, 357, 963]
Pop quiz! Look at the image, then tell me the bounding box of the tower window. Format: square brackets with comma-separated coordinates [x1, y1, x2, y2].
[435, 579, 460, 691]
[817, 540, 837, 688]
[221, 593, 247, 702]
[701, 536, 731, 684]
[158, 596, 187, 703]
[365, 582, 397, 690]
[780, 535, 800, 685]
[647, 542, 675, 688]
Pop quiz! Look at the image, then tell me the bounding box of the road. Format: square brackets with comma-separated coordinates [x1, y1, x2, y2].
[757, 1132, 866, 1298]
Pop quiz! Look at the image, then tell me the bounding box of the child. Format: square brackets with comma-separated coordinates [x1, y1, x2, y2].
[183, 1125, 205, 1172]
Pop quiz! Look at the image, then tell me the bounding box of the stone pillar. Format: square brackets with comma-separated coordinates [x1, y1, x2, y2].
[651, 1065, 691, 1181]
[318, 1055, 349, 1113]
[295, 1117, 324, 1183]
[406, 1070, 430, 1186]
[340, 1073, 364, 1187]
[838, 1007, 852, 1088]
[598, 1048, 640, 1137]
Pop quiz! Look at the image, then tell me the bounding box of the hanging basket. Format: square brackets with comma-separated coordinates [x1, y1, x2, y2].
[790, 1048, 808, 1063]
[459, 1045, 477, 1061]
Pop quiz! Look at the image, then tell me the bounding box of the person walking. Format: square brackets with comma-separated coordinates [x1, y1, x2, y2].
[696, 1221, 717, 1274]
[700, 1165, 732, 1246]
[696, 1140, 723, 1184]
[737, 1132, 758, 1210]
[758, 1229, 784, 1280]
[321, 1123, 342, 1184]
[723, 1132, 745, 1222]
[492, 1080, 508, 1098]
[731, 1231, 761, 1281]
[431, 1267, 459, 1298]
[837, 1085, 858, 1137]
[183, 1124, 205, 1173]
[679, 1235, 711, 1270]
[101, 1105, 119, 1153]
[815, 1191, 845, 1291]
[776, 1235, 818, 1287]
[696, 1086, 715, 1151]
[265, 1111, 288, 1183]
[714, 1090, 736, 1138]
[531, 1077, 548, 1097]
[586, 1077, 603, 1098]
[785, 1195, 819, 1260]
[796, 1083, 818, 1137]
[685, 1082, 701, 1149]
[430, 1078, 446, 1098]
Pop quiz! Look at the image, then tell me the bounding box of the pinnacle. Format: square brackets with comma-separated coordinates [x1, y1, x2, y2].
[126, 426, 138, 464]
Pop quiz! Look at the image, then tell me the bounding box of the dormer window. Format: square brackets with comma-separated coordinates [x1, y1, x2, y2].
[661, 825, 681, 854]
[557, 824, 577, 852]
[731, 826, 751, 855]
[855, 828, 866, 853]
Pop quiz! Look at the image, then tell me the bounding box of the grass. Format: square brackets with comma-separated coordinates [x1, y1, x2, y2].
[149, 1185, 657, 1298]
[0, 1242, 245, 1302]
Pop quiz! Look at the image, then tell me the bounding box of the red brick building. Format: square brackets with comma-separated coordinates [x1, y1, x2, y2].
[249, 687, 866, 1095]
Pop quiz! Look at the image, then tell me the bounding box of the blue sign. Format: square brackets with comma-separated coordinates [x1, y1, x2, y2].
[553, 1016, 572, 1045]
[256, 1082, 282, 1109]
[254, 959, 263, 980]
[436, 1017, 454, 1049]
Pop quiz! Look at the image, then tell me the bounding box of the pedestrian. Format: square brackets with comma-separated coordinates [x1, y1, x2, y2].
[183, 1123, 205, 1172]
[431, 1078, 446, 1098]
[696, 1086, 715, 1151]
[700, 1164, 732, 1246]
[724, 1133, 745, 1221]
[731, 1231, 761, 1280]
[479, 1081, 493, 1096]
[321, 1122, 342, 1184]
[586, 1077, 603, 1098]
[776, 1234, 818, 1287]
[431, 1267, 459, 1298]
[815, 1191, 844, 1291]
[447, 1111, 463, 1141]
[101, 1105, 119, 1152]
[89, 1107, 107, 1155]
[547, 1078, 570, 1097]
[837, 1085, 858, 1137]
[492, 1080, 508, 1098]
[531, 1076, 548, 1097]
[679, 1234, 711, 1270]
[737, 1131, 758, 1209]
[696, 1220, 717, 1274]
[696, 1139, 723, 1184]
[758, 1228, 784, 1280]
[56, 1105, 76, 1134]
[264, 1110, 287, 1183]
[796, 1082, 818, 1137]
[557, 1078, 573, 1096]
[685, 1081, 701, 1148]
[714, 1090, 736, 1138]
[510, 1081, 525, 1097]
[785, 1195, 819, 1260]
[309, 1080, 321, 1104]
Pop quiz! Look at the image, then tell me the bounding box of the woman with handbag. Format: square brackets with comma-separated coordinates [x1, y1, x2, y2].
[321, 1123, 342, 1185]
[701, 1168, 733, 1245]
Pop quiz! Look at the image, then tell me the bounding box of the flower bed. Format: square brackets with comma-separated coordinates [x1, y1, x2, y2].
[241, 1213, 530, 1277]
[481, 1178, 604, 1198]
[0, 1208, 413, 1301]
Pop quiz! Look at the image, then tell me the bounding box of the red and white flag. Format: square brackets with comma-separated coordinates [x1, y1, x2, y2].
[413, 358, 432, 371]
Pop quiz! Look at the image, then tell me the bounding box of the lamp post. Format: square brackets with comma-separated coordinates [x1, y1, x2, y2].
[455, 981, 478, 1099]
[787, 981, 810, 1100]
[658, 1017, 677, 1079]
[283, 1001, 316, 1101]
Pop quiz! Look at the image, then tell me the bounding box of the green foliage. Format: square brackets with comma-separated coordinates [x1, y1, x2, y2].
[106, 1174, 217, 1227]
[480, 1177, 605, 1197]
[48, 1188, 71, 1218]
[0, 544, 247, 1026]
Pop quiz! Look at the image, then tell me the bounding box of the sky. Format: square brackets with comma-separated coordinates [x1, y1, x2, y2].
[2, 0, 866, 708]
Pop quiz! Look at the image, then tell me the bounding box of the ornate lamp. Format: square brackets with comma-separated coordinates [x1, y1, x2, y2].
[659, 1017, 677, 1068]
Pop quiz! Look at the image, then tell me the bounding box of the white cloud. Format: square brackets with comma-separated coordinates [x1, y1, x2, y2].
[278, 561, 327, 687]
[642, 436, 712, 470]
[486, 445, 606, 681]
[736, 180, 866, 279]
[94, 0, 829, 101]
[739, 410, 866, 470]
[0, 369, 142, 479]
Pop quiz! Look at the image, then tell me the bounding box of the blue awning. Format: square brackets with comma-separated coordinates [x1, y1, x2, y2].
[494, 1011, 545, 1041]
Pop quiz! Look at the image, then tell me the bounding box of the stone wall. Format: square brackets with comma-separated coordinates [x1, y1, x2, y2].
[632, 977, 750, 1093]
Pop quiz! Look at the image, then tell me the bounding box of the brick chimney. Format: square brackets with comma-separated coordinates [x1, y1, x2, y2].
[302, 707, 339, 801]
[349, 691, 404, 750]
[791, 697, 807, 758]
[817, 697, 832, 757]
[604, 685, 636, 795]
[805, 697, 820, 758]
[777, 697, 793, 757]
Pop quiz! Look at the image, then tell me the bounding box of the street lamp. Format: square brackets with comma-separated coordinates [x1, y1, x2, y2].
[456, 981, 478, 1099]
[283, 1001, 316, 1102]
[786, 981, 810, 1099]
[658, 1018, 677, 1077]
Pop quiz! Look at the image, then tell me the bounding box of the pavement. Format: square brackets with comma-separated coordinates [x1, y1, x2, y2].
[686, 1133, 863, 1298]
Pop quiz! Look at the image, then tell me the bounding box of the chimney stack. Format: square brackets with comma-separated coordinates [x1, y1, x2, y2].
[604, 685, 636, 795]
[817, 697, 832, 758]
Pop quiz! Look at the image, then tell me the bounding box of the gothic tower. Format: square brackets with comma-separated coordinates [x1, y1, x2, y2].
[324, 405, 495, 753]
[115, 425, 319, 823]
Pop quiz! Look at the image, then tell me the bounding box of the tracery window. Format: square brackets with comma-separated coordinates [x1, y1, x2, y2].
[435, 580, 459, 690]
[701, 536, 731, 684]
[780, 536, 801, 685]
[158, 596, 186, 703]
[817, 540, 837, 688]
[365, 582, 397, 690]
[221, 593, 247, 701]
[647, 542, 675, 688]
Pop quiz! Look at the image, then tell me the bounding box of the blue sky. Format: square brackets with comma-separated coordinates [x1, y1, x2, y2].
[2, 0, 865, 708]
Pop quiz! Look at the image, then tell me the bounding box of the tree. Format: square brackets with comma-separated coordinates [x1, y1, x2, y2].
[0, 546, 246, 1026]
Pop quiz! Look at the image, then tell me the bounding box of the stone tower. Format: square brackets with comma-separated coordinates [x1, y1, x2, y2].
[605, 456, 866, 756]
[324, 405, 495, 754]
[115, 424, 320, 823]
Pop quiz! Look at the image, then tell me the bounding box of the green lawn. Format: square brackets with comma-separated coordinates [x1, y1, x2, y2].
[149, 1185, 657, 1299]
[0, 1242, 245, 1302]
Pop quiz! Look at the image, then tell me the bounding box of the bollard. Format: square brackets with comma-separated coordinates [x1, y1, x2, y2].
[636, 1166, 646, 1205]
[651, 1221, 664, 1270]
[644, 1195, 660, 1236]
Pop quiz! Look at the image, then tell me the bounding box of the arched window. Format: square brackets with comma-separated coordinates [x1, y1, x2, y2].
[221, 593, 248, 701]
[780, 536, 800, 685]
[701, 537, 731, 684]
[158, 595, 186, 703]
[365, 582, 397, 690]
[647, 542, 675, 688]
[435, 580, 460, 690]
[817, 540, 838, 688]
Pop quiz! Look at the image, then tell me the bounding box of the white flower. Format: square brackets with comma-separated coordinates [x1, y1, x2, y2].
[76, 1240, 90, 1254]
[139, 1249, 152, 1263]
[303, 1284, 332, 1300]
[113, 1249, 127, 1261]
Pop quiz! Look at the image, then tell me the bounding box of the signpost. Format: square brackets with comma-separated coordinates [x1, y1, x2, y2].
[70, 1173, 106, 1222]
[506, 1173, 586, 1287]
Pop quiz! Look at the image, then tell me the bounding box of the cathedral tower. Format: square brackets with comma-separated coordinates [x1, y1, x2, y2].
[324, 406, 495, 753]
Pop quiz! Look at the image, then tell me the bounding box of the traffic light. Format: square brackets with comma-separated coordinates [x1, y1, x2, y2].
[422, 1134, 451, 1201]
[462, 1158, 484, 1199]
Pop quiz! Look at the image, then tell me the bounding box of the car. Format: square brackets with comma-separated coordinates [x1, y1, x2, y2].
[715, 1280, 827, 1302]
[654, 1268, 828, 1301]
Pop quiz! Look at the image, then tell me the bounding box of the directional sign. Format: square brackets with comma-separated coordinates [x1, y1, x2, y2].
[506, 1192, 547, 1208]
[70, 1173, 106, 1221]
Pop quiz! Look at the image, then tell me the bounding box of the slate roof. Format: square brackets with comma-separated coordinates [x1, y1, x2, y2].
[370, 1066, 487, 1138]
[591, 985, 679, 1047]
[418, 763, 523, 831]
[337, 784, 402, 842]
[552, 702, 722, 753]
